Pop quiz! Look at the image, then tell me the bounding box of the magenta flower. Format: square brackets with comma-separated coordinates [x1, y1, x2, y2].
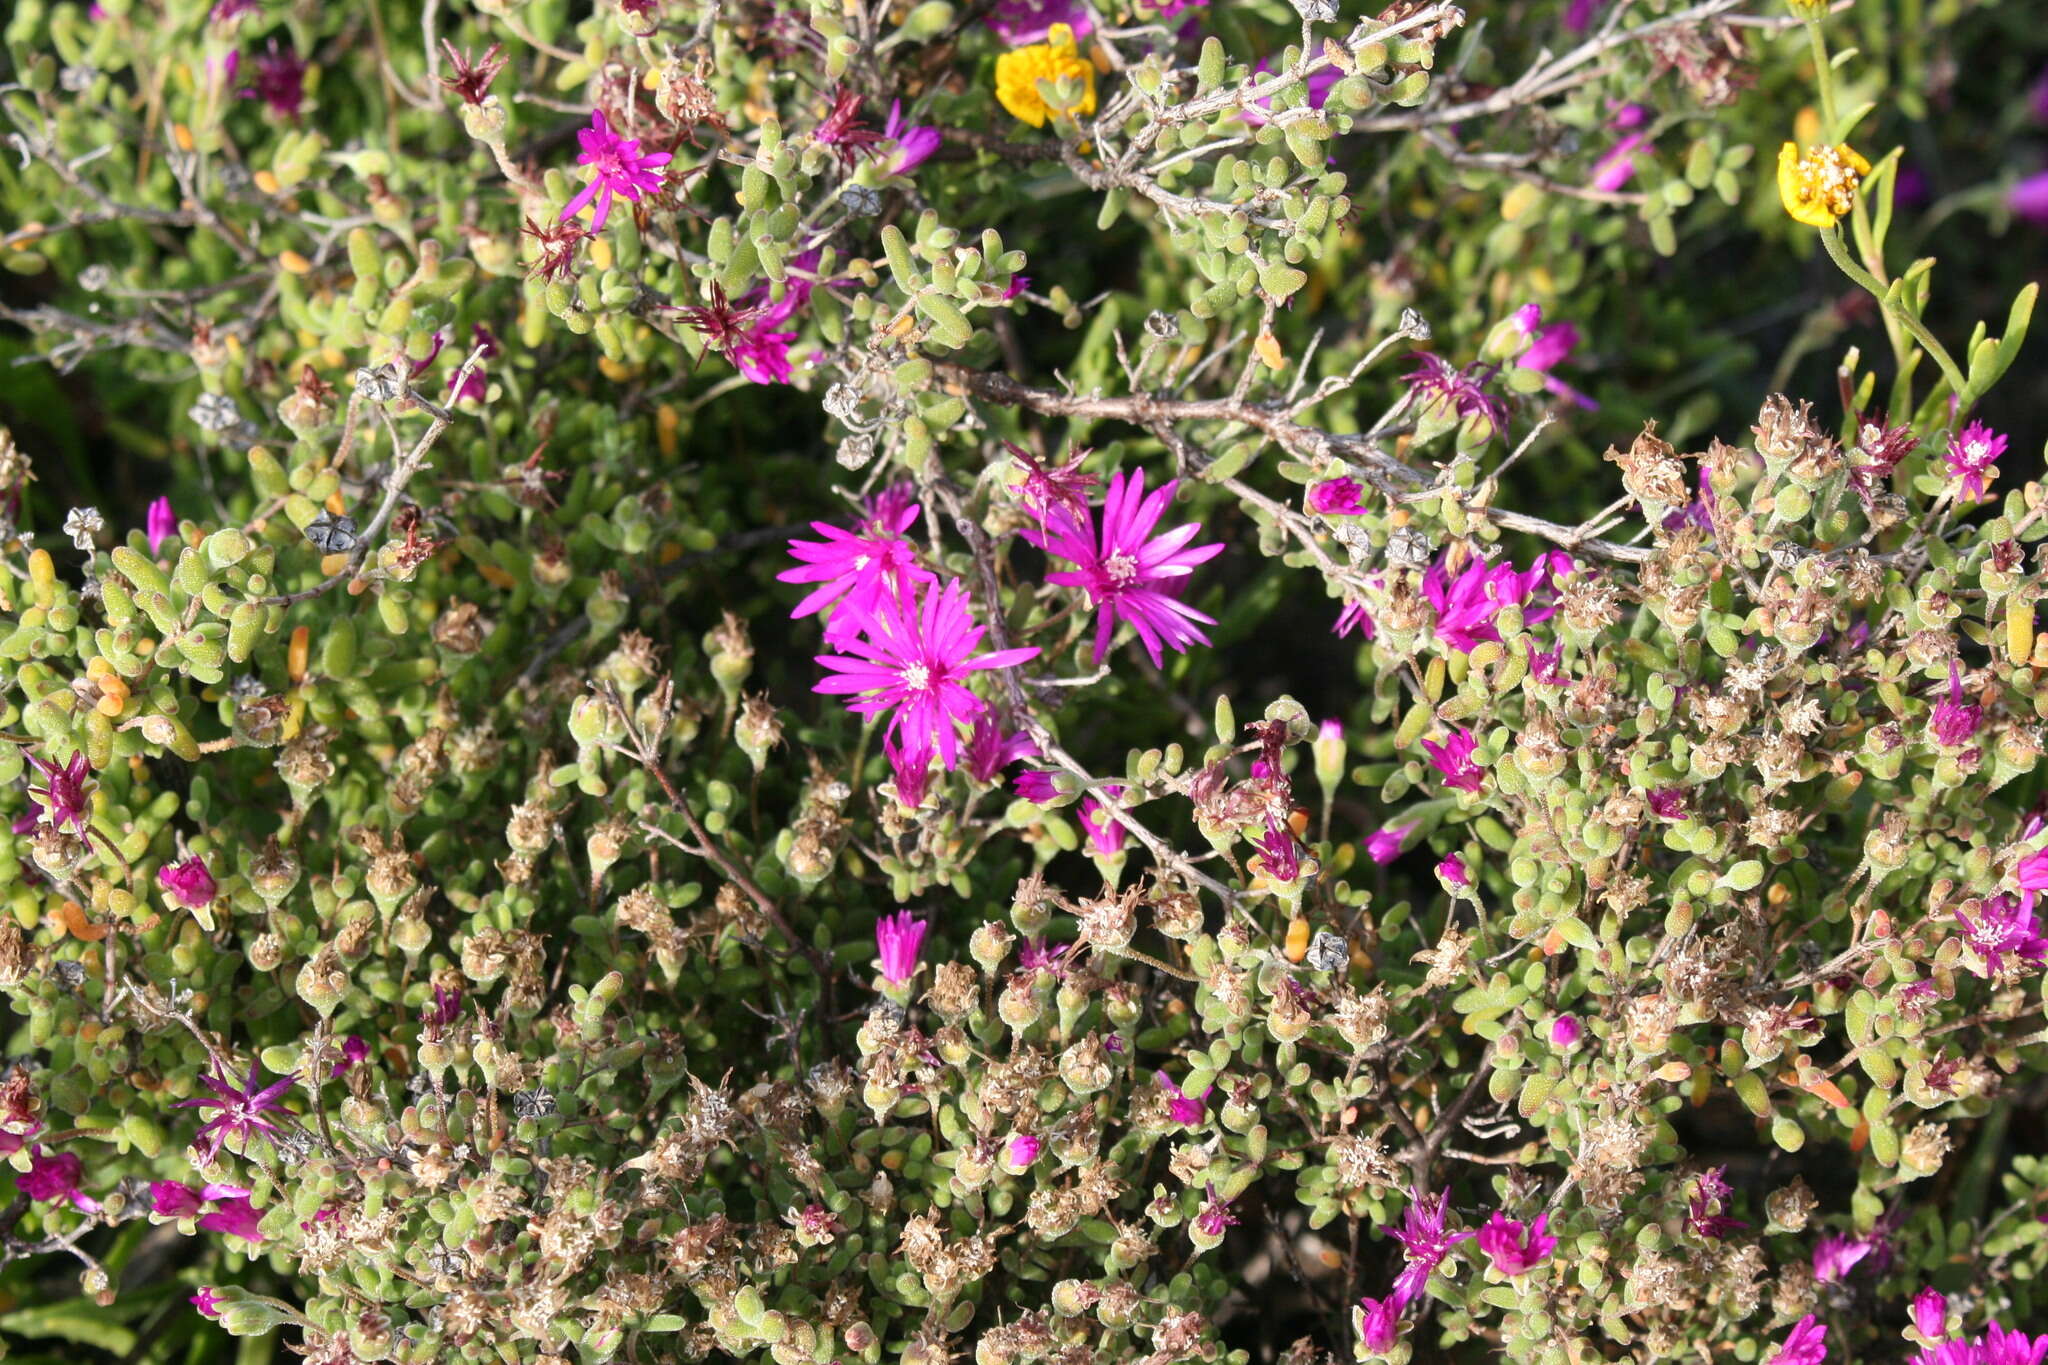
[1404, 353, 1506, 433]
[1437, 854, 1470, 888]
[1389, 1187, 1474, 1305]
[1421, 551, 1566, 653]
[1913, 1288, 1948, 1342]
[1335, 598, 1377, 640]
[1528, 643, 1564, 684]
[1564, 0, 1602, 31]
[152, 1180, 206, 1217]
[779, 495, 937, 645]
[176, 1061, 296, 1162]
[1647, 787, 1688, 820]
[965, 714, 1038, 783]
[1365, 821, 1417, 865]
[1080, 785, 1128, 857]
[1014, 768, 1061, 803]
[1022, 469, 1224, 667]
[26, 751, 93, 835]
[1421, 727, 1484, 793]
[1549, 1015, 1582, 1048]
[1157, 1071, 1213, 1126]
[2018, 842, 2048, 911]
[1005, 1133, 1042, 1167]
[1590, 131, 1649, 192]
[1007, 443, 1099, 523]
[812, 578, 1039, 770]
[199, 1195, 265, 1244]
[158, 855, 218, 910]
[1812, 1232, 1876, 1283]
[332, 1034, 369, 1077]
[812, 88, 886, 167]
[1946, 421, 2009, 502]
[1912, 1323, 2048, 1365]
[886, 727, 936, 809]
[1771, 1314, 1828, 1365]
[1931, 661, 1982, 747]
[1252, 818, 1302, 883]
[1955, 895, 2048, 977]
[240, 39, 306, 118]
[561, 109, 673, 232]
[210, 0, 260, 22]
[447, 324, 498, 403]
[1476, 1210, 1556, 1276]
[1686, 1166, 1747, 1240]
[2012, 171, 2048, 228]
[875, 910, 928, 985]
[423, 983, 463, 1031]
[19, 1149, 99, 1212]
[146, 496, 177, 554]
[986, 0, 1093, 45]
[1194, 1183, 1239, 1238]
[1018, 939, 1069, 974]
[1308, 477, 1367, 515]
[1002, 275, 1031, 301]
[731, 319, 798, 384]
[883, 100, 942, 176]
[1356, 1294, 1400, 1353]
[1510, 306, 1597, 410]
[191, 1288, 226, 1317]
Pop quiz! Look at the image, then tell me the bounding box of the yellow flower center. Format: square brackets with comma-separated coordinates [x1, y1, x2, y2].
[993, 24, 1098, 130]
[1776, 141, 1870, 230]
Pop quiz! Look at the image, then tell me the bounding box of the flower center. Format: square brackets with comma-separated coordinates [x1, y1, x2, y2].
[1104, 551, 1139, 587]
[900, 663, 932, 693]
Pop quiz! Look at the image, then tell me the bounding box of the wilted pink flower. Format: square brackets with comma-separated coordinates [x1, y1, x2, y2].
[886, 727, 936, 808]
[1686, 1166, 1747, 1240]
[1422, 552, 1566, 653]
[199, 1195, 265, 1244]
[1955, 895, 2048, 976]
[1812, 1232, 1876, 1283]
[812, 578, 1039, 770]
[1437, 853, 1470, 888]
[1080, 785, 1128, 857]
[883, 100, 942, 175]
[26, 751, 94, 835]
[1770, 1314, 1828, 1365]
[1014, 768, 1060, 803]
[19, 1149, 99, 1212]
[1527, 643, 1564, 684]
[1003, 275, 1031, 301]
[1476, 1210, 1556, 1276]
[1647, 787, 1688, 820]
[1018, 939, 1069, 974]
[2012, 171, 2048, 228]
[423, 983, 463, 1031]
[1157, 1070, 1213, 1126]
[1930, 661, 1982, 747]
[447, 324, 498, 403]
[1404, 352, 1505, 433]
[1913, 1287, 1948, 1342]
[1253, 818, 1302, 883]
[875, 910, 928, 985]
[1006, 1133, 1042, 1167]
[986, 0, 1093, 45]
[1549, 1015, 1582, 1048]
[965, 715, 1038, 783]
[191, 1288, 226, 1317]
[1945, 421, 2008, 503]
[561, 109, 673, 232]
[1590, 131, 1649, 192]
[1389, 1187, 1473, 1304]
[1308, 477, 1367, 515]
[1421, 727, 1484, 793]
[332, 1034, 369, 1077]
[1510, 306, 1597, 410]
[146, 496, 177, 554]
[158, 855, 218, 910]
[1366, 821, 1417, 865]
[1194, 1183, 1240, 1238]
[1356, 1294, 1400, 1353]
[1023, 469, 1224, 667]
[240, 39, 306, 118]
[780, 493, 936, 645]
[176, 1061, 296, 1162]
[152, 1180, 207, 1217]
[812, 88, 886, 167]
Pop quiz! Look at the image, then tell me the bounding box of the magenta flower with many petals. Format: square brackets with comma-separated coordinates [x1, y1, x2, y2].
[1365, 821, 1417, 865]
[1946, 421, 2009, 503]
[176, 1062, 296, 1162]
[886, 727, 936, 809]
[780, 492, 937, 644]
[1956, 894, 2048, 977]
[152, 1180, 207, 1218]
[1014, 768, 1060, 803]
[19, 1149, 99, 1212]
[199, 1195, 265, 1244]
[1549, 1015, 1582, 1048]
[1437, 853, 1471, 888]
[1421, 727, 1484, 792]
[1648, 787, 1688, 821]
[1686, 1166, 1747, 1240]
[812, 578, 1039, 770]
[332, 1034, 369, 1076]
[1770, 1314, 1828, 1365]
[875, 910, 928, 985]
[1912, 1322, 2048, 1365]
[146, 496, 177, 554]
[158, 855, 218, 910]
[1080, 785, 1128, 857]
[1252, 818, 1302, 883]
[1023, 469, 1224, 667]
[883, 100, 942, 175]
[240, 39, 306, 118]
[1308, 477, 1367, 515]
[1476, 1210, 1556, 1276]
[1389, 1187, 1473, 1305]
[964, 714, 1038, 783]
[561, 109, 673, 231]
[1421, 551, 1567, 653]
[1931, 661, 1983, 748]
[1356, 1294, 1400, 1353]
[1812, 1232, 1876, 1283]
[1194, 1183, 1239, 1238]
[1404, 353, 1505, 433]
[1157, 1070, 1212, 1126]
[25, 751, 93, 835]
[1005, 1133, 1042, 1168]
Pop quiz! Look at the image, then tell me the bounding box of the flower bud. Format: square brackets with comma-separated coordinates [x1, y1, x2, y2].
[459, 97, 509, 141]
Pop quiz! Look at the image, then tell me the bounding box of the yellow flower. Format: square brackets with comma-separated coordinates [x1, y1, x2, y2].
[1777, 140, 1870, 229]
[994, 24, 1097, 129]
